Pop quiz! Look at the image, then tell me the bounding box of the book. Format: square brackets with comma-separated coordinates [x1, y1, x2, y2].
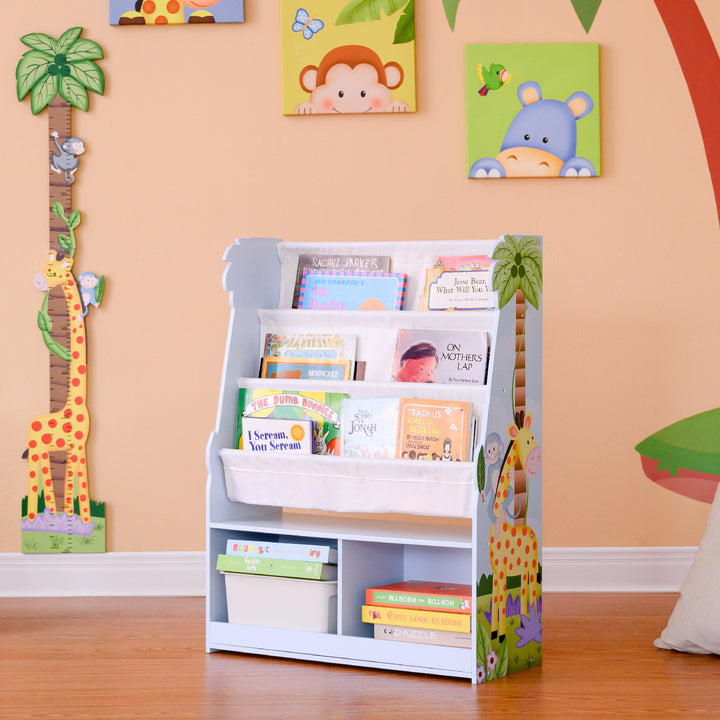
[262, 332, 357, 363]
[236, 388, 346, 455]
[396, 398, 473, 461]
[217, 554, 338, 580]
[373, 624, 472, 648]
[420, 254, 493, 311]
[361, 605, 471, 633]
[292, 254, 391, 308]
[365, 581, 472, 613]
[260, 357, 352, 382]
[392, 328, 489, 385]
[340, 397, 400, 459]
[225, 539, 338, 564]
[241, 417, 314, 454]
[298, 270, 407, 311]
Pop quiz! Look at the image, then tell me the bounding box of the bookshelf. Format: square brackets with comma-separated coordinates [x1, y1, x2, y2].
[206, 237, 543, 683]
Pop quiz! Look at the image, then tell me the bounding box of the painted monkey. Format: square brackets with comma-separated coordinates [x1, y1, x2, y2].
[50, 131, 85, 185]
[295, 45, 409, 115]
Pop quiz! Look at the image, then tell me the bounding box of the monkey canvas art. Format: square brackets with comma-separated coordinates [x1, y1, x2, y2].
[281, 0, 416, 116]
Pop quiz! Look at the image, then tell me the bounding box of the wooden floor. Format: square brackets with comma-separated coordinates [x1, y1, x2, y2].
[1, 594, 718, 719]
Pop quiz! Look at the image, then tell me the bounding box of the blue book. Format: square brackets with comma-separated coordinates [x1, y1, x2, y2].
[298, 270, 407, 311]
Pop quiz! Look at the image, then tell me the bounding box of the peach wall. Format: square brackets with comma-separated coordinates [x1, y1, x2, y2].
[2, 0, 718, 553]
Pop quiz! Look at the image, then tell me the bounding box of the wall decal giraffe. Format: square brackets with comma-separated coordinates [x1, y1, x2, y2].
[26, 250, 93, 526]
[488, 410, 541, 642]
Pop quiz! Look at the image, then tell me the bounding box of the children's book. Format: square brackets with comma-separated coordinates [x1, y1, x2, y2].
[420, 255, 493, 311]
[298, 270, 407, 311]
[292, 255, 391, 308]
[392, 328, 489, 385]
[373, 624, 472, 648]
[361, 605, 471, 633]
[236, 388, 346, 455]
[396, 398, 473, 461]
[260, 357, 353, 382]
[241, 417, 314, 454]
[365, 581, 472, 613]
[226, 539, 338, 564]
[263, 332, 357, 362]
[217, 554, 337, 580]
[340, 397, 400, 459]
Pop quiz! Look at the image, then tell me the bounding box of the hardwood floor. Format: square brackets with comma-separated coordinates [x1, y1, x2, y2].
[1, 594, 718, 719]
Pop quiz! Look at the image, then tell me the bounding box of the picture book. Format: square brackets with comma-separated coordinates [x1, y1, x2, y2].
[280, 0, 417, 117]
[340, 397, 400, 459]
[260, 357, 353, 382]
[236, 388, 346, 455]
[217, 554, 337, 581]
[263, 332, 357, 362]
[421, 255, 493, 311]
[365, 581, 472, 614]
[292, 256, 390, 308]
[392, 328, 489, 385]
[226, 539, 338, 564]
[298, 271, 407, 311]
[361, 605, 471, 633]
[396, 398, 473, 461]
[241, 417, 314, 454]
[373, 624, 472, 649]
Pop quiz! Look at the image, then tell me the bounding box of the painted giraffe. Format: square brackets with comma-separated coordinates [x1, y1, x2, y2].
[119, 0, 219, 25]
[26, 250, 92, 524]
[488, 410, 541, 642]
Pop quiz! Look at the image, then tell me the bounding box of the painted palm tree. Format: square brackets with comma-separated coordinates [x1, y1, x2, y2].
[491, 234, 543, 522]
[16, 26, 104, 504]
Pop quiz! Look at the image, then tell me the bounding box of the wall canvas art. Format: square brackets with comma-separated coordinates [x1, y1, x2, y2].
[110, 0, 244, 25]
[281, 0, 416, 116]
[466, 43, 600, 178]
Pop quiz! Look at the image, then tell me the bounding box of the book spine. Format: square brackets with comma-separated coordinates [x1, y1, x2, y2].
[395, 274, 407, 310]
[225, 540, 337, 564]
[365, 589, 472, 614]
[361, 605, 471, 633]
[217, 554, 327, 579]
[374, 624, 472, 648]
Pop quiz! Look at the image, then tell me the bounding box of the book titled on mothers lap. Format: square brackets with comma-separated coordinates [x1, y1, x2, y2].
[298, 270, 407, 311]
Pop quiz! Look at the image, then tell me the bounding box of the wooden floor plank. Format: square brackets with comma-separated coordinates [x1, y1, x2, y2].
[1, 594, 718, 719]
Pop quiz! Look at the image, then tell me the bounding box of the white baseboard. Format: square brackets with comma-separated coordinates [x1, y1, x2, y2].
[0, 547, 697, 597]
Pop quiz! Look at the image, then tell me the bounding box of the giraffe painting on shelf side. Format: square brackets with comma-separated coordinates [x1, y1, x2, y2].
[487, 410, 541, 643]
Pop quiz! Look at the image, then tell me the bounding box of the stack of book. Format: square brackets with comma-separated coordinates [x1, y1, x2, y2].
[361, 580, 473, 648]
[217, 538, 338, 581]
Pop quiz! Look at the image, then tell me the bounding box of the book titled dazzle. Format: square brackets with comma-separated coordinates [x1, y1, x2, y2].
[242, 417, 314, 454]
[396, 398, 473, 461]
[226, 539, 338, 564]
[392, 329, 489, 385]
[236, 388, 346, 455]
[365, 581, 472, 613]
[361, 605, 471, 633]
[298, 270, 407, 311]
[217, 554, 337, 581]
[421, 255, 493, 311]
[340, 397, 400, 459]
[373, 624, 471, 649]
[292, 254, 391, 308]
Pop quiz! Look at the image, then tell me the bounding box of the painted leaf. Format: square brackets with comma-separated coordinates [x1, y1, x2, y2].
[20, 32, 58, 54]
[30, 72, 59, 115]
[476, 445, 486, 492]
[68, 210, 81, 230]
[68, 61, 105, 95]
[496, 639, 509, 677]
[16, 51, 51, 101]
[491, 262, 519, 308]
[380, 0, 410, 15]
[37, 307, 51, 333]
[59, 75, 89, 111]
[571, 0, 602, 33]
[337, 0, 382, 24]
[519, 272, 540, 310]
[476, 615, 492, 664]
[57, 27, 83, 54]
[393, 1, 414, 44]
[442, 0, 461, 30]
[64, 38, 103, 62]
[57, 233, 72, 253]
[96, 276, 105, 305]
[52, 201, 65, 219]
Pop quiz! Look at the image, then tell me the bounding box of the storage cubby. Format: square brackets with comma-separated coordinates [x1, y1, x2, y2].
[206, 237, 543, 683]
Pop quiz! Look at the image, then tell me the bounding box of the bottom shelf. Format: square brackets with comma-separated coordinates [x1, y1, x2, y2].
[206, 621, 475, 681]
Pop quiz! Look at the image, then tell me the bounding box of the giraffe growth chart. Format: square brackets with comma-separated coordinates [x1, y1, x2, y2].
[17, 27, 107, 553]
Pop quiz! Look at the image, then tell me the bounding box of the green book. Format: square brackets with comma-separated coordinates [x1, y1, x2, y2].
[216, 553, 337, 580]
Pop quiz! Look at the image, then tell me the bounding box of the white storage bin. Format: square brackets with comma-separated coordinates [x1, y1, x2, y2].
[222, 572, 338, 633]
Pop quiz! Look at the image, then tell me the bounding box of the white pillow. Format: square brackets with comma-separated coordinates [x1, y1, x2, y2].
[655, 484, 720, 654]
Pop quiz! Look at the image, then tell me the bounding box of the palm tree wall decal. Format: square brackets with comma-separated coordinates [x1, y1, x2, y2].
[16, 27, 104, 527]
[491, 235, 543, 522]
